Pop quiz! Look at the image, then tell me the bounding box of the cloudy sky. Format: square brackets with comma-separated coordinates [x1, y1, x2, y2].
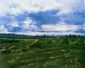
[0, 0, 85, 35]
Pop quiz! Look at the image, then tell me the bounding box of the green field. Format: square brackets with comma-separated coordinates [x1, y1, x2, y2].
[0, 35, 85, 68]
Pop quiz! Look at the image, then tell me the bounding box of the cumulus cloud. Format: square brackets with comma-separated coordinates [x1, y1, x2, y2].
[0, 0, 84, 15]
[0, 0, 84, 35]
[16, 31, 83, 36]
[41, 22, 79, 31]
[57, 0, 84, 14]
[10, 18, 19, 27]
[0, 25, 8, 33]
[0, 0, 59, 15]
[23, 17, 33, 29]
[22, 17, 38, 31]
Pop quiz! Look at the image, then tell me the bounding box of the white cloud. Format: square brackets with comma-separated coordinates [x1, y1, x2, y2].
[22, 17, 38, 31]
[41, 22, 79, 31]
[0, 25, 8, 33]
[0, 1, 10, 15]
[57, 0, 84, 14]
[10, 18, 19, 27]
[15, 31, 84, 36]
[23, 17, 33, 29]
[0, 0, 83, 15]
[0, 0, 84, 35]
[0, 0, 59, 15]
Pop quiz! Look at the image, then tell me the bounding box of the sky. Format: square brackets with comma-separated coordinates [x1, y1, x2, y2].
[0, 0, 85, 35]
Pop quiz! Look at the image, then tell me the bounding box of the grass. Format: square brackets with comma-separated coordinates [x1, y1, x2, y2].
[0, 36, 85, 68]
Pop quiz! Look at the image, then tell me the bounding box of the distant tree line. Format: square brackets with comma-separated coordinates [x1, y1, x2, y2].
[0, 33, 85, 39]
